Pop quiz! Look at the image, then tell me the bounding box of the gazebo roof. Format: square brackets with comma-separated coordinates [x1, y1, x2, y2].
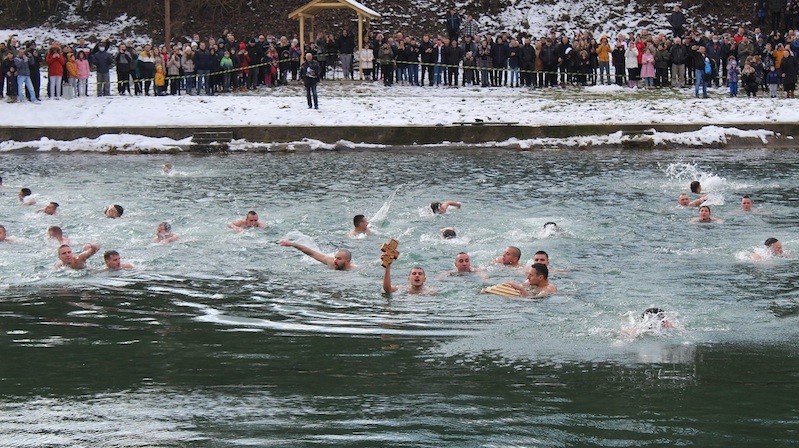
[288, 0, 381, 20]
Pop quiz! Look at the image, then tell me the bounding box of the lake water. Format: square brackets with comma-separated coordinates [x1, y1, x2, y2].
[1, 148, 798, 447]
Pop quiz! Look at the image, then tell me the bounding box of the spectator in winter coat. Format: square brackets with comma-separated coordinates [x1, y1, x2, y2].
[93, 42, 113, 96]
[445, 10, 461, 41]
[45, 44, 64, 98]
[115, 43, 133, 95]
[337, 29, 356, 80]
[726, 56, 739, 96]
[668, 6, 686, 38]
[781, 49, 799, 98]
[670, 37, 688, 86]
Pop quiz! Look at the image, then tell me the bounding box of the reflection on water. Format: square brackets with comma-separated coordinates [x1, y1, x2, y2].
[1, 149, 799, 446]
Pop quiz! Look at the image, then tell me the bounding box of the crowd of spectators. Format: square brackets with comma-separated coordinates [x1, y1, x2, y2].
[3, 4, 799, 102]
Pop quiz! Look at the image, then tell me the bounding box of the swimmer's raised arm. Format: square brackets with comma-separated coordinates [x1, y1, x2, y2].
[689, 195, 708, 207]
[77, 243, 101, 263]
[439, 201, 461, 214]
[382, 259, 399, 293]
[280, 239, 333, 266]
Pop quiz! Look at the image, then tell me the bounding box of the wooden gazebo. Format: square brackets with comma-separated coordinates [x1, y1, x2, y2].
[289, 0, 381, 80]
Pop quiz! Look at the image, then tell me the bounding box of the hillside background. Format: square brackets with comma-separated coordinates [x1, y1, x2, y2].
[1, 0, 758, 45]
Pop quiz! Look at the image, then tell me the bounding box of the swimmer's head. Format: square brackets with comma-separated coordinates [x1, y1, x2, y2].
[441, 227, 457, 239]
[698, 205, 711, 220]
[544, 222, 557, 230]
[333, 249, 352, 270]
[690, 181, 701, 194]
[158, 221, 172, 232]
[353, 214, 367, 229]
[430, 202, 441, 214]
[529, 263, 549, 280]
[19, 188, 32, 199]
[641, 307, 666, 320]
[764, 237, 783, 255]
[678, 194, 690, 206]
[0, 225, 6, 241]
[48, 225, 63, 238]
[409, 266, 427, 286]
[104, 204, 124, 218]
[533, 250, 549, 266]
[103, 250, 122, 269]
[741, 195, 752, 211]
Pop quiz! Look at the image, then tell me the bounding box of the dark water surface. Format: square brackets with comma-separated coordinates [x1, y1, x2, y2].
[1, 149, 798, 446]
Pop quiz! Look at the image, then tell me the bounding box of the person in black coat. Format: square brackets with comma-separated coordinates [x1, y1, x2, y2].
[490, 36, 509, 86]
[781, 49, 799, 98]
[668, 6, 686, 38]
[300, 53, 320, 108]
[336, 29, 355, 80]
[519, 37, 536, 87]
[443, 38, 464, 86]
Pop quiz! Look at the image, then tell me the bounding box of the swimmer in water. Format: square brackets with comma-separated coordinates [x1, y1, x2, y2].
[690, 205, 724, 223]
[430, 200, 461, 214]
[741, 195, 753, 212]
[382, 261, 433, 294]
[437, 252, 488, 279]
[37, 202, 59, 215]
[678, 193, 706, 207]
[163, 163, 174, 175]
[0, 225, 8, 242]
[507, 263, 558, 297]
[279, 239, 353, 270]
[104, 204, 124, 218]
[154, 221, 180, 243]
[624, 307, 675, 337]
[54, 243, 101, 269]
[440, 227, 457, 239]
[349, 214, 373, 237]
[228, 210, 266, 231]
[751, 237, 784, 260]
[102, 250, 134, 270]
[19, 188, 36, 206]
[493, 246, 522, 267]
[48, 226, 70, 244]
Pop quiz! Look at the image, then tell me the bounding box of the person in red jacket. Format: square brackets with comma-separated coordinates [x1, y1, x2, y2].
[45, 44, 64, 99]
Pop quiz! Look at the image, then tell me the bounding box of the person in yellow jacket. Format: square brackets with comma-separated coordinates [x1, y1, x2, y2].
[65, 50, 79, 98]
[597, 35, 612, 85]
[154, 64, 166, 96]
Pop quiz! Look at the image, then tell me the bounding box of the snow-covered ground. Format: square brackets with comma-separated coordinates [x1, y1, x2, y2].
[0, 80, 790, 152]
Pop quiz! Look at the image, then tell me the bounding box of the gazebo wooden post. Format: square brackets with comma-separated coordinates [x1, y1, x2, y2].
[310, 16, 315, 52]
[299, 15, 306, 56]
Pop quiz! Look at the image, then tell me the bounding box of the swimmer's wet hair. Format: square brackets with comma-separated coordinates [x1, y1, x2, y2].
[765, 237, 779, 247]
[20, 188, 32, 196]
[642, 307, 666, 319]
[411, 266, 426, 275]
[0, 225, 5, 232]
[160, 221, 171, 231]
[430, 202, 441, 213]
[544, 222, 557, 229]
[247, 210, 257, 216]
[114, 204, 124, 216]
[441, 228, 457, 239]
[103, 250, 120, 260]
[535, 250, 549, 259]
[531, 263, 549, 279]
[690, 181, 701, 194]
[353, 214, 366, 227]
